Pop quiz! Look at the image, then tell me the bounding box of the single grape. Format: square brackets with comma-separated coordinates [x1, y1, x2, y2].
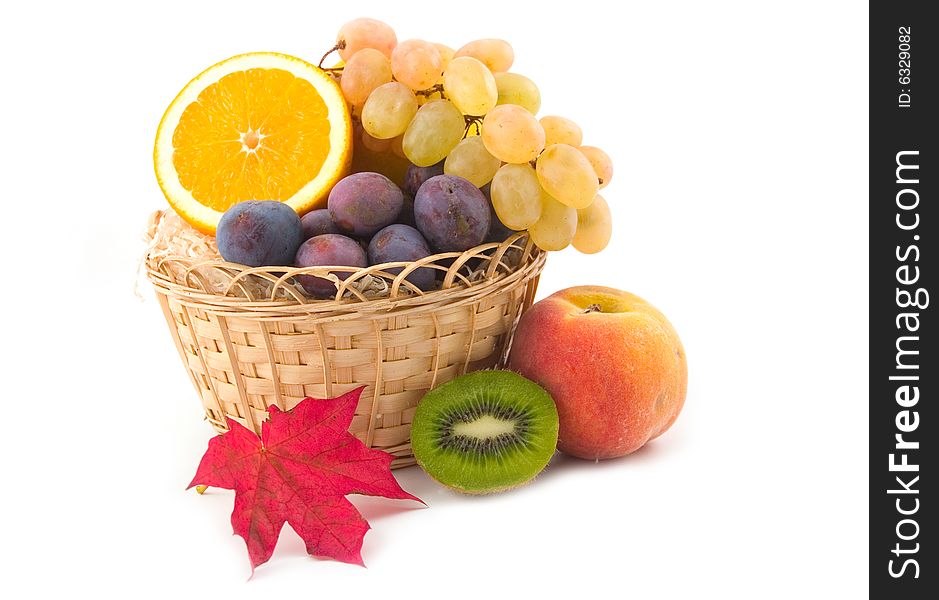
[391, 39, 442, 91]
[480, 104, 545, 164]
[404, 161, 445, 197]
[362, 82, 418, 139]
[443, 56, 498, 116]
[402, 100, 465, 167]
[434, 43, 455, 71]
[535, 144, 599, 209]
[217, 201, 303, 267]
[494, 72, 541, 114]
[528, 193, 577, 251]
[578, 145, 613, 188]
[368, 224, 436, 291]
[572, 194, 612, 254]
[414, 174, 491, 251]
[300, 209, 340, 240]
[490, 163, 544, 230]
[540, 116, 583, 147]
[340, 48, 393, 106]
[444, 136, 501, 187]
[454, 39, 514, 72]
[328, 172, 404, 237]
[337, 18, 397, 60]
[294, 234, 367, 298]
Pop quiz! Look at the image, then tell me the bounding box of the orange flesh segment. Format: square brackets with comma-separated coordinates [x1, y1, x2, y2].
[171, 68, 332, 213]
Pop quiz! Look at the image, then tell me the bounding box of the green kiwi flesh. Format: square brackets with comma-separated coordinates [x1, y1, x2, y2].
[410, 370, 559, 494]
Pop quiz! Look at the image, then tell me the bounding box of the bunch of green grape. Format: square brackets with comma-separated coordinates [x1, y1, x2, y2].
[327, 18, 614, 254]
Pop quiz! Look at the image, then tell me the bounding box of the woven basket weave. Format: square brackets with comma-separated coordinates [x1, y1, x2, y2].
[146, 210, 546, 468]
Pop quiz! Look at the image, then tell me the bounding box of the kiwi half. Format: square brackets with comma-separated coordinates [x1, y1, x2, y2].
[410, 370, 559, 494]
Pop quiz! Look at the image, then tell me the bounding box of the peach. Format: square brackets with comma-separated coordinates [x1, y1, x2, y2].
[508, 286, 687, 459]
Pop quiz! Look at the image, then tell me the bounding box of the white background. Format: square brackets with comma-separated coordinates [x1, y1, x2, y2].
[2, 1, 868, 597]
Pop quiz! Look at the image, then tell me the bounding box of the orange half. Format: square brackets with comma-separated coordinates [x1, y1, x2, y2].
[154, 53, 351, 234]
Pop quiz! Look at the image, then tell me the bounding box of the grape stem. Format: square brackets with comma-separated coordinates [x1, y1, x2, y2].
[463, 115, 483, 138]
[318, 40, 346, 69]
[415, 83, 445, 97]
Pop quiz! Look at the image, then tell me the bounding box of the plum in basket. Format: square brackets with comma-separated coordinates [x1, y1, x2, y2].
[368, 224, 436, 291]
[294, 234, 367, 298]
[414, 174, 490, 252]
[216, 201, 304, 267]
[328, 172, 404, 237]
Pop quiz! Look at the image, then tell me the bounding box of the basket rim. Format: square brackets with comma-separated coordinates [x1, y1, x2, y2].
[147, 210, 546, 313]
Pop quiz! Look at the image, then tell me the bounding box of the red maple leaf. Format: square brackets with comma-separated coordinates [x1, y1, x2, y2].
[188, 387, 422, 572]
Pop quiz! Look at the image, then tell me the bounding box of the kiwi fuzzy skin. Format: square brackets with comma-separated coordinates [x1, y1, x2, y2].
[420, 471, 543, 496]
[410, 370, 559, 494]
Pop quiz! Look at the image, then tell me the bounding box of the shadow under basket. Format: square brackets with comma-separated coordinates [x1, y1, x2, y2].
[146, 211, 546, 469]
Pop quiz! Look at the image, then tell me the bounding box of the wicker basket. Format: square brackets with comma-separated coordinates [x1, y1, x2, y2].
[146, 210, 546, 468]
